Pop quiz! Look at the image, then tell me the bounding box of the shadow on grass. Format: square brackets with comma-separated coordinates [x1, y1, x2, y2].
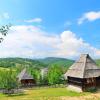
[6, 93, 28, 97]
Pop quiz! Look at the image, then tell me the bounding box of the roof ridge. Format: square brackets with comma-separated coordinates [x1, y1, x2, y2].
[82, 54, 88, 78]
[18, 68, 26, 80]
[65, 54, 100, 78]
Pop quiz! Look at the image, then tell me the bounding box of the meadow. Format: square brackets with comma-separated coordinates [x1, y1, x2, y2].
[0, 87, 99, 100]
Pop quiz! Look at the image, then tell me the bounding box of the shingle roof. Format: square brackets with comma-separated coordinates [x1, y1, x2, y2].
[65, 54, 100, 78]
[17, 68, 34, 81]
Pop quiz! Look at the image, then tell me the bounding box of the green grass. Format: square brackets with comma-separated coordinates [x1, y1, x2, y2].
[0, 87, 89, 100]
[0, 67, 10, 71]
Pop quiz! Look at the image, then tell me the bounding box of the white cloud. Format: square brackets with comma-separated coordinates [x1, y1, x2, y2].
[78, 11, 100, 24]
[54, 31, 100, 59]
[0, 25, 100, 59]
[25, 18, 42, 23]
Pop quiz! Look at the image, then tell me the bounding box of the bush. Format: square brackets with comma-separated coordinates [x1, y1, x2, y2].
[86, 87, 97, 93]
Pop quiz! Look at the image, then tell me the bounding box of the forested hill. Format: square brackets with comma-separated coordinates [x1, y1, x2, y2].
[38, 57, 74, 67]
[0, 58, 46, 68]
[0, 57, 74, 68]
[0, 57, 99, 69]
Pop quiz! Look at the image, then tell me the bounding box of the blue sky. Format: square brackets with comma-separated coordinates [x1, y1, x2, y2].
[0, 0, 100, 59]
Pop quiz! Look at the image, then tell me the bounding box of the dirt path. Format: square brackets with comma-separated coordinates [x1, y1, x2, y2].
[61, 92, 100, 100]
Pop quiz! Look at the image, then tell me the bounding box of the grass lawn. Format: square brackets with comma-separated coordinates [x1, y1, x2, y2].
[0, 87, 90, 100]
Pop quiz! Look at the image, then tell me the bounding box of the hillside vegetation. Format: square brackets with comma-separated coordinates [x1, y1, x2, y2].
[0, 58, 46, 68]
[38, 57, 74, 67]
[0, 57, 99, 69]
[0, 57, 74, 69]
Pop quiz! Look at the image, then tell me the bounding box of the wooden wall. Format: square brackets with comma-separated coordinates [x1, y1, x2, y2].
[82, 78, 96, 91]
[67, 76, 83, 86]
[21, 79, 36, 86]
[96, 77, 100, 87]
[67, 76, 98, 91]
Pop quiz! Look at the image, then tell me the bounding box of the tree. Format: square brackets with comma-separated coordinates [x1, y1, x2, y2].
[0, 24, 18, 94]
[0, 69, 19, 94]
[0, 24, 11, 43]
[47, 65, 63, 85]
[30, 68, 41, 85]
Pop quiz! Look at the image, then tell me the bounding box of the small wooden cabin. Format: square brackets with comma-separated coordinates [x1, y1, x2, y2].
[17, 68, 36, 87]
[65, 54, 100, 92]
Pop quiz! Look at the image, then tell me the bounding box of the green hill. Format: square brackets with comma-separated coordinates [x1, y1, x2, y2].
[0, 57, 74, 69]
[0, 58, 46, 68]
[0, 57, 99, 70]
[38, 57, 74, 68]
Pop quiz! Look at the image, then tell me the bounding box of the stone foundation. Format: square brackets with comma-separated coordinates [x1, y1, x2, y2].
[67, 85, 83, 92]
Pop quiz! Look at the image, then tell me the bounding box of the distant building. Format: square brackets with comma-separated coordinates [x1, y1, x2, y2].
[40, 68, 48, 79]
[65, 54, 100, 92]
[17, 68, 36, 86]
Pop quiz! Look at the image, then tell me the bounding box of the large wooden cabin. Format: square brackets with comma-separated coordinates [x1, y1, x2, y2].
[65, 54, 100, 92]
[17, 68, 36, 87]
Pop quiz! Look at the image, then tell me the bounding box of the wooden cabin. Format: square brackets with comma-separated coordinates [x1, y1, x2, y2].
[17, 68, 36, 87]
[64, 54, 100, 92]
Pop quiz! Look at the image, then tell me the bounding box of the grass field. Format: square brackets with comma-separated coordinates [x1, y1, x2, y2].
[0, 87, 91, 100]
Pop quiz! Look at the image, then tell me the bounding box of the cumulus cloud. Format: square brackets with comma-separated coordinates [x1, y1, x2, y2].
[0, 25, 100, 59]
[25, 18, 42, 23]
[78, 11, 100, 24]
[54, 31, 100, 59]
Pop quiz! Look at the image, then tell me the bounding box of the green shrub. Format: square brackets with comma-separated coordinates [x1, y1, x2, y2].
[86, 87, 97, 93]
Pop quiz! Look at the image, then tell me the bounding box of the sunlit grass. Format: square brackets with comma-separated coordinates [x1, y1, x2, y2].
[0, 87, 90, 100]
